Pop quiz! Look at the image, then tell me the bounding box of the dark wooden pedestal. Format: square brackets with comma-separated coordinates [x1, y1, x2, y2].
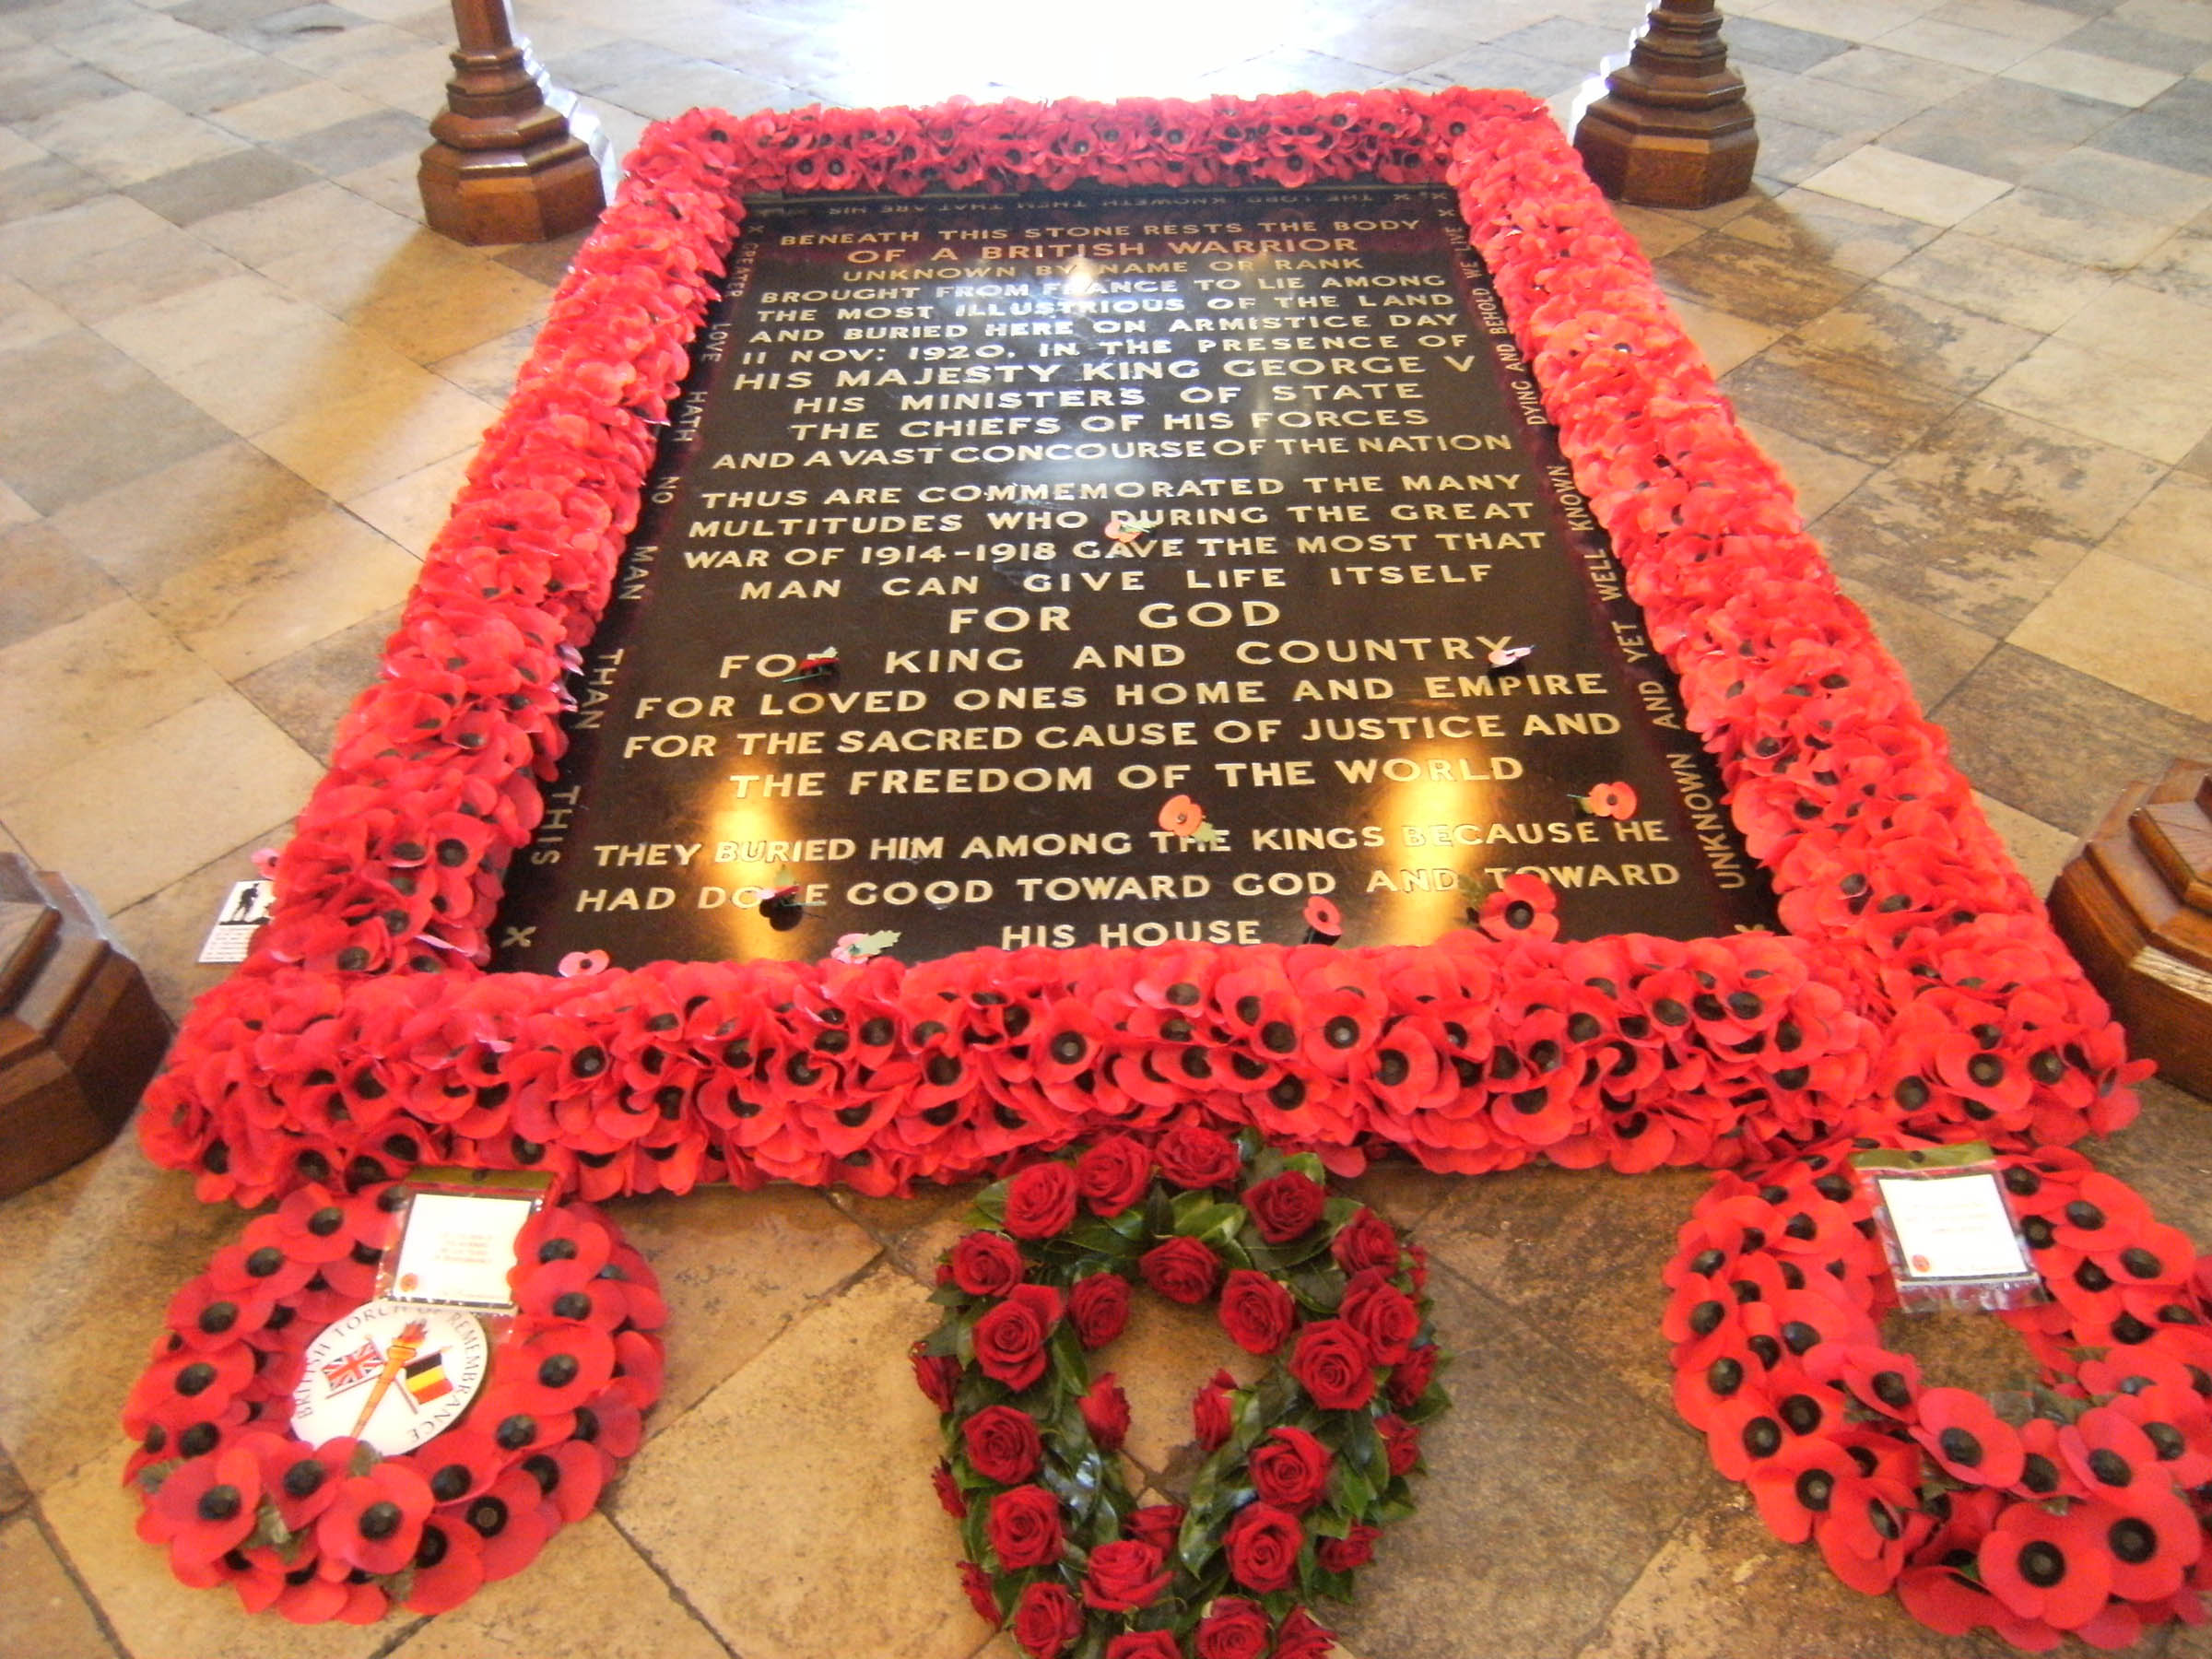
[1574, 0, 1759, 208]
[0, 857, 171, 1199]
[418, 0, 610, 246]
[2050, 759, 2212, 1101]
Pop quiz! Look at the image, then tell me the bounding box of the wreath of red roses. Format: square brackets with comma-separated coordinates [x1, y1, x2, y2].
[134, 88, 2147, 1212]
[124, 1186, 665, 1621]
[1665, 1146, 2212, 1650]
[912, 1124, 1446, 1659]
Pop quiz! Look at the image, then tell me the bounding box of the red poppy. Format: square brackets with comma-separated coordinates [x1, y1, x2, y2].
[464, 1466, 558, 1582]
[2081, 1487, 2200, 1602]
[147, 1444, 263, 1567]
[2059, 1406, 2160, 1498]
[1302, 895, 1342, 937]
[506, 1323, 617, 1416]
[1978, 1500, 2112, 1630]
[1158, 794, 1205, 837]
[404, 1518, 488, 1614]
[253, 1435, 359, 1533]
[315, 1461, 432, 1577]
[1911, 1388, 2027, 1488]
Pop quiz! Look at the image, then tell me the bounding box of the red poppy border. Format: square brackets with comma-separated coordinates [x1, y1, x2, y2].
[137, 89, 2148, 1209]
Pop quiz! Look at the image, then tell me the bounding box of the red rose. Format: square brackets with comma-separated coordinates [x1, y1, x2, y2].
[1378, 1412, 1420, 1477]
[951, 1230, 1026, 1297]
[1225, 1501, 1304, 1594]
[1388, 1343, 1438, 1409]
[1318, 1523, 1380, 1571]
[987, 1484, 1065, 1569]
[963, 1405, 1043, 1484]
[1106, 1634, 1181, 1659]
[973, 1284, 1065, 1391]
[1070, 1273, 1130, 1348]
[1141, 1236, 1221, 1304]
[1004, 1162, 1079, 1240]
[1249, 1427, 1331, 1512]
[1083, 1538, 1171, 1611]
[1080, 1373, 1130, 1453]
[932, 1461, 967, 1517]
[1194, 1595, 1271, 1659]
[1290, 1320, 1375, 1410]
[1242, 1171, 1326, 1242]
[1011, 1581, 1082, 1659]
[1218, 1268, 1296, 1355]
[959, 1559, 1000, 1625]
[1407, 1241, 1430, 1291]
[1077, 1135, 1152, 1216]
[1275, 1607, 1337, 1659]
[1127, 1502, 1184, 1555]
[1157, 1124, 1241, 1189]
[1194, 1370, 1236, 1450]
[1331, 1207, 1400, 1276]
[912, 1342, 959, 1411]
[1339, 1268, 1420, 1366]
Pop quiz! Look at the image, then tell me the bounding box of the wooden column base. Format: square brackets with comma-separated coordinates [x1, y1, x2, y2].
[2049, 758, 2212, 1101]
[419, 40, 609, 246]
[1573, 0, 1759, 209]
[0, 856, 171, 1199]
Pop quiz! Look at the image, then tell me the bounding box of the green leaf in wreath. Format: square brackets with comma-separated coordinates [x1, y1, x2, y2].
[136, 1458, 180, 1495]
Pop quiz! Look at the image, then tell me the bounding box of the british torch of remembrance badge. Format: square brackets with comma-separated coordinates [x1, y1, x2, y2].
[290, 1299, 488, 1454]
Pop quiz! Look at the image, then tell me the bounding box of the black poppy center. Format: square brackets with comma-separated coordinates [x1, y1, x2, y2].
[245, 1246, 286, 1277]
[537, 1354, 580, 1390]
[496, 1414, 537, 1450]
[2088, 1447, 2132, 1487]
[176, 1361, 218, 1397]
[468, 1497, 509, 1536]
[198, 1301, 239, 1335]
[2021, 1453, 2061, 1494]
[1871, 1370, 1912, 1409]
[2110, 1517, 2157, 1564]
[416, 1525, 450, 1569]
[1937, 1426, 1983, 1468]
[1324, 1015, 1360, 1049]
[1741, 1417, 1782, 1459]
[357, 1500, 403, 1540]
[283, 1460, 326, 1500]
[2065, 1200, 2106, 1231]
[1707, 1358, 1744, 1397]
[429, 1463, 471, 1501]
[197, 1484, 242, 1523]
[552, 1290, 593, 1321]
[307, 1206, 345, 1237]
[2018, 1540, 2066, 1587]
[1794, 1469, 1833, 1512]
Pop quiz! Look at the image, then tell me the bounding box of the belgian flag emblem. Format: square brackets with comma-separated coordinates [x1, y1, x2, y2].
[401, 1351, 453, 1406]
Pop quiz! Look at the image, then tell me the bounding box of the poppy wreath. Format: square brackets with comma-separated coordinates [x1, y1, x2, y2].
[124, 1184, 665, 1622]
[912, 1124, 1448, 1658]
[1665, 1144, 2212, 1650]
[133, 88, 2147, 1211]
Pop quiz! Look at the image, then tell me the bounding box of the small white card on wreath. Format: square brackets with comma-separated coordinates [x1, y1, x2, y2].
[383, 1188, 540, 1312]
[1873, 1169, 2034, 1281]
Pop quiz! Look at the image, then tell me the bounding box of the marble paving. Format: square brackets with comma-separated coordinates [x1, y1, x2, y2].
[2, 0, 2211, 1654]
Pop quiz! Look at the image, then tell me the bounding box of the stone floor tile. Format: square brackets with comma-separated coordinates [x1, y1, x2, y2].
[0, 126, 43, 172]
[1971, 788, 2079, 894]
[1982, 334, 2212, 461]
[2137, 223, 2212, 304]
[0, 688, 324, 912]
[1662, 294, 1783, 375]
[830, 1179, 980, 1283]
[1820, 474, 2090, 637]
[1763, 0, 1939, 43]
[1789, 284, 2041, 392]
[1876, 225, 2114, 327]
[342, 445, 469, 553]
[1719, 340, 1963, 465]
[2045, 14, 2212, 68]
[1653, 234, 1865, 327]
[2088, 104, 2212, 173]
[1313, 14, 1479, 75]
[2005, 40, 2183, 102]
[612, 1267, 991, 1659]
[1929, 642, 2212, 831]
[48, 439, 330, 594]
[0, 328, 231, 512]
[203, 76, 382, 143]
[0, 272, 74, 352]
[2008, 546, 2212, 719]
[2097, 466, 2212, 587]
[144, 503, 418, 679]
[1888, 398, 2165, 540]
[0, 1445, 25, 1516]
[601, 1184, 883, 1429]
[1576, 1488, 1977, 1659]
[135, 49, 314, 117]
[1103, 1291, 1268, 1478]
[0, 521, 124, 651]
[108, 817, 289, 1022]
[544, 37, 691, 97]
[0, 54, 129, 126]
[1834, 571, 2000, 705]
[332, 149, 430, 223]
[1334, 1254, 1716, 1657]
[429, 319, 540, 403]
[0, 192, 171, 287]
[490, 225, 591, 287]
[388, 1512, 728, 1659]
[318, 40, 453, 116]
[0, 1512, 121, 1659]
[1738, 62, 1926, 135]
[595, 59, 791, 122]
[276, 105, 427, 177]
[0, 595, 229, 787]
[1603, 205, 1703, 262]
[2054, 274, 2212, 374]
[1742, 419, 1876, 522]
[1879, 15, 2038, 70]
[1726, 17, 1858, 72]
[1720, 187, 1944, 277]
[1412, 44, 1590, 99]
[40, 1451, 393, 1659]
[26, 88, 249, 189]
[0, 478, 33, 530]
[90, 264, 327, 376]
[2185, 425, 2212, 476]
[233, 600, 389, 762]
[1959, 179, 2180, 265]
[0, 156, 111, 228]
[1802, 143, 2015, 225]
[124, 145, 320, 227]
[162, 307, 432, 435]
[252, 371, 497, 500]
[344, 245, 554, 362]
[189, 175, 418, 271]
[27, 223, 246, 324]
[2113, 0, 2212, 40]
[1929, 0, 2091, 43]
[1806, 41, 1989, 103]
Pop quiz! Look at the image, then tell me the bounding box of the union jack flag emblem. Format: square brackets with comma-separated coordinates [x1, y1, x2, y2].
[319, 1338, 382, 1394]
